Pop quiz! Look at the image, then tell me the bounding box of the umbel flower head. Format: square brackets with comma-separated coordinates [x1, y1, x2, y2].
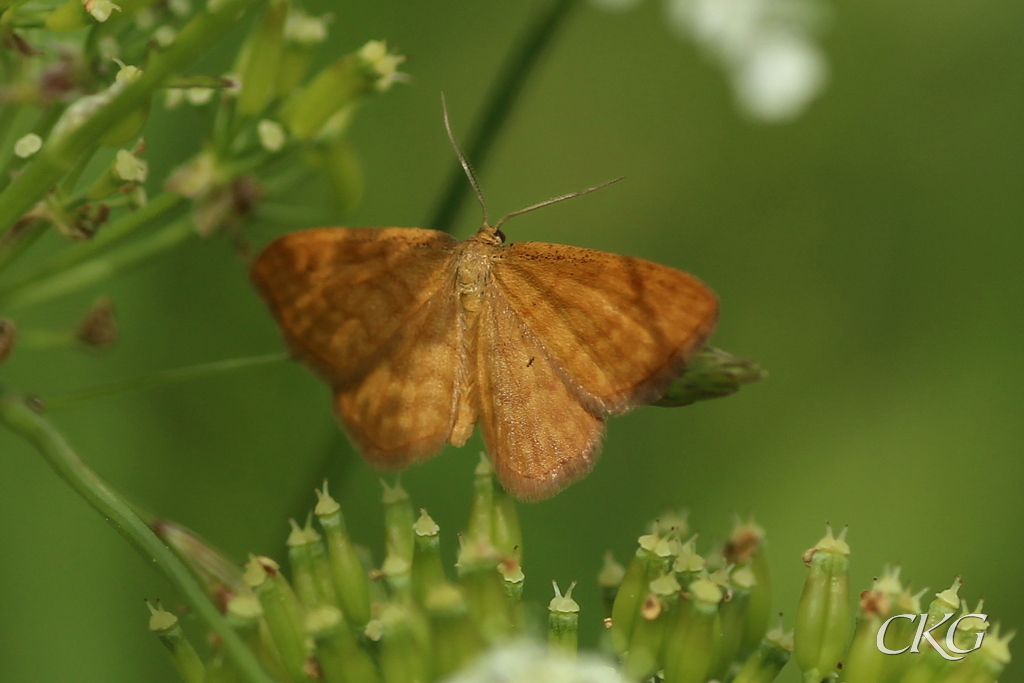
[147, 462, 1013, 683]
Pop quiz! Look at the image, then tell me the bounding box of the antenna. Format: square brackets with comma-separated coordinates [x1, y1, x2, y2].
[441, 93, 490, 227]
[492, 176, 624, 233]
[440, 93, 624, 235]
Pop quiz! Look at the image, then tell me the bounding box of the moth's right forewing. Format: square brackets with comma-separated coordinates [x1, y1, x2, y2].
[250, 227, 460, 384]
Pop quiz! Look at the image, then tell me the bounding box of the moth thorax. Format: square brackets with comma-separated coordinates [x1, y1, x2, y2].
[455, 243, 494, 315]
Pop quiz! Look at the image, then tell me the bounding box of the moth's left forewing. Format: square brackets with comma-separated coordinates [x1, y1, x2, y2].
[476, 286, 605, 501]
[491, 242, 718, 413]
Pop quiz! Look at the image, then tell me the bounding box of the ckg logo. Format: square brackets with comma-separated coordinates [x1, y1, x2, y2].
[876, 613, 988, 661]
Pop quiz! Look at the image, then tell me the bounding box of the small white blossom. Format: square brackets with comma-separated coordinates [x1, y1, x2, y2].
[164, 89, 186, 109]
[186, 87, 214, 105]
[169, 0, 191, 17]
[358, 40, 407, 92]
[14, 134, 43, 159]
[444, 642, 628, 683]
[114, 149, 148, 183]
[257, 120, 286, 153]
[154, 26, 177, 48]
[166, 151, 221, 198]
[666, 0, 828, 121]
[114, 60, 143, 84]
[284, 11, 329, 45]
[84, 0, 121, 22]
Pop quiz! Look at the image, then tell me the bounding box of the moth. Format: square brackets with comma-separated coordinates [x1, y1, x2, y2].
[250, 107, 718, 500]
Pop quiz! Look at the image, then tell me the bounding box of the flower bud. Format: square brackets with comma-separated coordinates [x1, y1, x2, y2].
[244, 554, 309, 683]
[275, 9, 328, 96]
[257, 119, 286, 153]
[598, 550, 625, 620]
[147, 600, 205, 683]
[712, 563, 756, 680]
[724, 517, 772, 658]
[611, 532, 673, 654]
[286, 517, 338, 609]
[235, 0, 287, 116]
[314, 482, 372, 627]
[663, 574, 724, 683]
[425, 584, 485, 678]
[457, 535, 512, 643]
[467, 454, 496, 543]
[498, 556, 526, 634]
[731, 620, 793, 683]
[793, 525, 851, 681]
[548, 581, 580, 658]
[151, 518, 249, 609]
[375, 602, 430, 683]
[75, 298, 117, 348]
[14, 134, 42, 158]
[623, 573, 681, 679]
[307, 605, 380, 683]
[280, 41, 405, 140]
[652, 346, 765, 406]
[224, 594, 290, 682]
[411, 509, 447, 606]
[842, 566, 909, 683]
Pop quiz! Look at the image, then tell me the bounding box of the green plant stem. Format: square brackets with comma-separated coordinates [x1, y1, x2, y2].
[44, 353, 289, 409]
[426, 0, 580, 234]
[0, 389, 276, 683]
[0, 191, 186, 299]
[0, 0, 265, 236]
[0, 216, 194, 311]
[0, 219, 46, 273]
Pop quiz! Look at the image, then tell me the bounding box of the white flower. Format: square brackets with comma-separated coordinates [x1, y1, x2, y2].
[284, 11, 329, 45]
[358, 40, 407, 92]
[592, 0, 829, 122]
[115, 149, 148, 182]
[14, 134, 43, 159]
[154, 26, 177, 48]
[734, 31, 825, 120]
[169, 0, 192, 17]
[114, 60, 143, 84]
[257, 119, 286, 153]
[84, 0, 121, 22]
[164, 89, 185, 110]
[666, 0, 828, 121]
[443, 642, 627, 683]
[186, 87, 214, 106]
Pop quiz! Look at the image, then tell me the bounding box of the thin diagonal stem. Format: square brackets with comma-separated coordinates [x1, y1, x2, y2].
[0, 216, 194, 311]
[426, 0, 581, 234]
[44, 353, 288, 410]
[0, 390, 276, 683]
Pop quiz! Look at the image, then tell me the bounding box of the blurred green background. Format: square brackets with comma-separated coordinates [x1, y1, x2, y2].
[1, 0, 1022, 681]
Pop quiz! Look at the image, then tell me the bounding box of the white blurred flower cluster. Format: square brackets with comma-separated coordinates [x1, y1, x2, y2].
[594, 0, 829, 122]
[443, 643, 627, 683]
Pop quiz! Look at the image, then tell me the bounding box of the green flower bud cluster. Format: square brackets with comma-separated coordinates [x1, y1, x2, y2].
[0, 0, 403, 321]
[153, 463, 533, 683]
[148, 471, 1013, 683]
[606, 513, 779, 683]
[792, 526, 1014, 683]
